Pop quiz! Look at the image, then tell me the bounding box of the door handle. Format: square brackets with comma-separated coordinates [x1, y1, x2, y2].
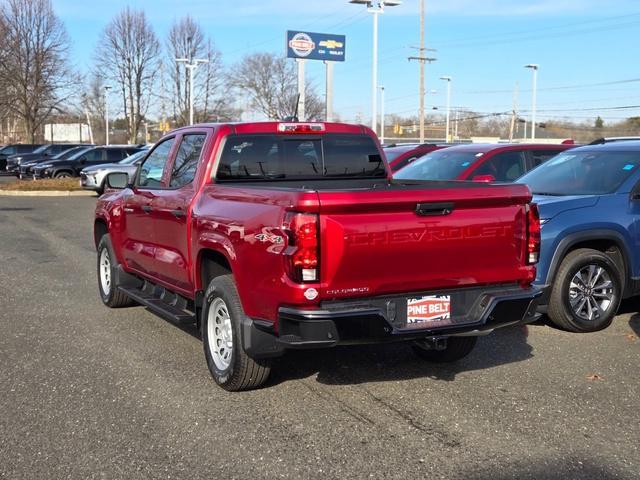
[415, 202, 455, 216]
[171, 209, 186, 218]
[123, 207, 134, 213]
[141, 205, 153, 213]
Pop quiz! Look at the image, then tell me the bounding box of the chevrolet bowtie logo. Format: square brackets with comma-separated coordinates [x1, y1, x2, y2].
[319, 40, 344, 49]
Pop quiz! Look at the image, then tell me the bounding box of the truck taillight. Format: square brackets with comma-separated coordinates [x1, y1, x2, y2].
[527, 203, 540, 264]
[284, 212, 319, 283]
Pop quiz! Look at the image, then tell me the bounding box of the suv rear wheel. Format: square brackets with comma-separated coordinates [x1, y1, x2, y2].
[54, 171, 72, 179]
[547, 248, 622, 332]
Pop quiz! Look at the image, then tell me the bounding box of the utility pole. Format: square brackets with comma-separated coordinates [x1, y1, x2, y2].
[408, 0, 436, 143]
[509, 82, 519, 142]
[160, 62, 167, 132]
[176, 37, 209, 126]
[104, 85, 111, 145]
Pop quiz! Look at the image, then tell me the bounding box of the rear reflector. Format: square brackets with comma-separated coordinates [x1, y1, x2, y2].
[278, 123, 325, 134]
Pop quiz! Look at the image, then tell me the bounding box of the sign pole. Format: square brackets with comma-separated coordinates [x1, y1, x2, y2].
[297, 59, 306, 121]
[325, 61, 334, 122]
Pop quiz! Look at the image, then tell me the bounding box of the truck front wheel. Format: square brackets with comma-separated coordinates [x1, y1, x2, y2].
[411, 336, 477, 363]
[201, 275, 271, 391]
[97, 234, 136, 308]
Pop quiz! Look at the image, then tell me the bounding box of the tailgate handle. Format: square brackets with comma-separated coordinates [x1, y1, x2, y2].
[415, 202, 455, 216]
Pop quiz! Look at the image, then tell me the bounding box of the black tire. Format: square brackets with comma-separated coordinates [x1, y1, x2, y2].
[54, 171, 72, 179]
[411, 336, 477, 363]
[201, 275, 271, 391]
[97, 234, 136, 308]
[547, 248, 622, 333]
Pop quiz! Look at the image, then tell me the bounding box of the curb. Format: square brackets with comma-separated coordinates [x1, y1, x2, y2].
[0, 190, 97, 197]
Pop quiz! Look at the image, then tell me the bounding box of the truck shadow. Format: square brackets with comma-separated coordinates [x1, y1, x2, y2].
[269, 325, 533, 387]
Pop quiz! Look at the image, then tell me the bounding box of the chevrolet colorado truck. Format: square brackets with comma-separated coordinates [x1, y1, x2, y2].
[95, 122, 541, 391]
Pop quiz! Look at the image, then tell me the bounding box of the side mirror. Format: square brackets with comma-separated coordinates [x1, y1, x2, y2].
[105, 172, 129, 190]
[79, 156, 87, 164]
[472, 174, 496, 182]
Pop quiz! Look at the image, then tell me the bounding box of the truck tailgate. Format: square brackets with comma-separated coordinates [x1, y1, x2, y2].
[317, 182, 533, 299]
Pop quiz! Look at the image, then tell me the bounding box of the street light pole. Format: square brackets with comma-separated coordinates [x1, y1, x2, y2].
[379, 85, 385, 144]
[525, 64, 538, 140]
[104, 85, 111, 145]
[176, 39, 209, 126]
[350, 0, 402, 135]
[440, 76, 451, 142]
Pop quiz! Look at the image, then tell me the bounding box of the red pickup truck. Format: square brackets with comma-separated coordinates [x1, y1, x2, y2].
[95, 122, 541, 391]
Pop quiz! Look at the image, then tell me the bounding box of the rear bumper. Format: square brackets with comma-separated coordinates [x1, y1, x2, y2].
[242, 285, 542, 358]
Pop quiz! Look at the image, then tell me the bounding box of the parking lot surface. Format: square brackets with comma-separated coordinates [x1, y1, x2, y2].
[0, 195, 639, 479]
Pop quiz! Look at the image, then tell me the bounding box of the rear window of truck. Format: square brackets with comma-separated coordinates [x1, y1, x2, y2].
[215, 134, 385, 181]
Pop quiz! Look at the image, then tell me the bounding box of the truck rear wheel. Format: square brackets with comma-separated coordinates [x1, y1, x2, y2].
[201, 275, 271, 391]
[97, 234, 136, 308]
[411, 336, 477, 363]
[547, 248, 621, 332]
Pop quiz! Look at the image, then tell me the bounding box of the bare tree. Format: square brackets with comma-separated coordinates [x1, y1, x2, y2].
[95, 7, 160, 143]
[0, 0, 77, 142]
[165, 16, 235, 126]
[229, 52, 324, 121]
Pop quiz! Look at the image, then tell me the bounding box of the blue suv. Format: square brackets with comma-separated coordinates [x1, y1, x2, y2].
[518, 141, 640, 332]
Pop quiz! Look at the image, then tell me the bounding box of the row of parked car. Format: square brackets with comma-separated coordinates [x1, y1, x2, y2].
[384, 136, 640, 334]
[0, 142, 148, 193]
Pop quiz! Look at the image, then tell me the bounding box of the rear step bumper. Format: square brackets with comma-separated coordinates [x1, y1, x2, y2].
[244, 286, 541, 357]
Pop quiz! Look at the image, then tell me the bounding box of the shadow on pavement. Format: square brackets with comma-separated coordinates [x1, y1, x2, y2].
[629, 314, 640, 338]
[269, 324, 533, 387]
[469, 459, 625, 480]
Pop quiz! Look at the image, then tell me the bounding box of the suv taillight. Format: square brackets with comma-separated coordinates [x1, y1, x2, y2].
[526, 203, 540, 264]
[284, 212, 319, 283]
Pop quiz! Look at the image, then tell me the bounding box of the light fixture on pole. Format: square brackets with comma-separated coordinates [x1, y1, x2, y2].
[440, 76, 451, 142]
[524, 64, 538, 140]
[104, 85, 111, 145]
[349, 0, 402, 135]
[176, 38, 209, 126]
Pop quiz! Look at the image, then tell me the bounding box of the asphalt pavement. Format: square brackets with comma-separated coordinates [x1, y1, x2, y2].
[0, 195, 639, 479]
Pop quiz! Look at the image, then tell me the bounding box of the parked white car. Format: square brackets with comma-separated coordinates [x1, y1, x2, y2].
[80, 149, 148, 194]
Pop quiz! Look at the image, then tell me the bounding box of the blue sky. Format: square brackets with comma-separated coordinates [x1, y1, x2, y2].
[53, 0, 640, 125]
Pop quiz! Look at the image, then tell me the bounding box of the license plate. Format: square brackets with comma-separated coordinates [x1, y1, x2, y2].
[406, 295, 451, 328]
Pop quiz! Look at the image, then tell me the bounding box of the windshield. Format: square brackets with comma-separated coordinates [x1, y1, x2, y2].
[393, 150, 482, 180]
[32, 145, 50, 154]
[119, 150, 145, 164]
[384, 145, 418, 162]
[52, 146, 88, 160]
[216, 134, 385, 181]
[518, 150, 640, 195]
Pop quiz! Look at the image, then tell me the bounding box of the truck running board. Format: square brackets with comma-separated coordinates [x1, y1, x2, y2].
[119, 282, 196, 326]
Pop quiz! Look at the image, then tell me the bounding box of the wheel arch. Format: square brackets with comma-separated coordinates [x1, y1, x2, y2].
[546, 230, 631, 295]
[197, 248, 233, 291]
[94, 218, 109, 249]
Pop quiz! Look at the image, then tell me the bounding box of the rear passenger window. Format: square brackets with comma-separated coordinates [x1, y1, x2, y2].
[531, 149, 563, 166]
[474, 151, 526, 182]
[170, 134, 206, 188]
[84, 149, 104, 162]
[106, 149, 125, 162]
